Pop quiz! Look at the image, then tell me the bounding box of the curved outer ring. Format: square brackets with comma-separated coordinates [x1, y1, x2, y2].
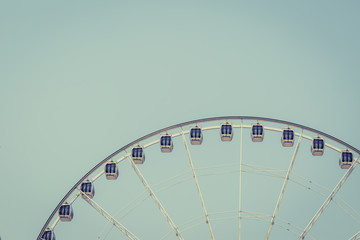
[37, 116, 360, 239]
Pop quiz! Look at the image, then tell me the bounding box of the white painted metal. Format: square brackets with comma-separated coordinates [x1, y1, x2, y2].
[114, 152, 131, 164]
[144, 139, 160, 149]
[349, 231, 360, 240]
[265, 133, 303, 240]
[69, 192, 81, 204]
[39, 117, 358, 240]
[126, 156, 184, 239]
[122, 126, 341, 161]
[238, 122, 243, 240]
[300, 133, 340, 153]
[50, 217, 59, 230]
[233, 124, 249, 129]
[181, 130, 215, 240]
[203, 126, 221, 131]
[80, 188, 139, 240]
[297, 156, 360, 240]
[46, 125, 345, 237]
[92, 170, 105, 181]
[164, 211, 315, 239]
[258, 126, 340, 152]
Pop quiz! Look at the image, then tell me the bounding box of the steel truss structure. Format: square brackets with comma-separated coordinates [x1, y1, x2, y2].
[38, 116, 360, 240]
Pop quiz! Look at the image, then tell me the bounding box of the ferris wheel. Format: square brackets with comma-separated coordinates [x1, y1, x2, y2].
[38, 116, 360, 240]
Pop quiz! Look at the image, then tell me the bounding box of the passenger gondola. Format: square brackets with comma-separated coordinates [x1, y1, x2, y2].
[251, 123, 264, 142]
[41, 228, 55, 240]
[220, 122, 233, 141]
[105, 162, 119, 180]
[281, 128, 294, 147]
[59, 202, 73, 222]
[339, 149, 353, 169]
[80, 180, 95, 199]
[160, 134, 173, 152]
[132, 145, 145, 164]
[190, 126, 203, 145]
[311, 137, 324, 156]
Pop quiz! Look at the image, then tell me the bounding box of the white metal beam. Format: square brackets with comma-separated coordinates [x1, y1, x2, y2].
[181, 130, 215, 240]
[91, 170, 105, 181]
[69, 192, 81, 204]
[265, 133, 303, 239]
[80, 189, 139, 240]
[50, 217, 60, 230]
[238, 121, 244, 240]
[38, 117, 360, 240]
[126, 156, 184, 240]
[349, 231, 360, 240]
[297, 156, 360, 240]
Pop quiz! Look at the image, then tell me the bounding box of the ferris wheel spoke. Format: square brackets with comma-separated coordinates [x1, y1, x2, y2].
[79, 189, 139, 240]
[126, 155, 184, 240]
[49, 217, 60, 230]
[38, 117, 360, 240]
[265, 132, 303, 240]
[181, 129, 216, 240]
[238, 121, 244, 240]
[349, 231, 360, 240]
[297, 155, 360, 240]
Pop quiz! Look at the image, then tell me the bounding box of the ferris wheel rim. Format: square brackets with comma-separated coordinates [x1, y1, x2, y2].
[37, 116, 360, 240]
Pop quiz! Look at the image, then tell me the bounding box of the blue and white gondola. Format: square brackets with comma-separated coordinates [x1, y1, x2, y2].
[339, 149, 353, 169]
[132, 146, 145, 164]
[105, 162, 119, 180]
[80, 180, 95, 199]
[160, 134, 173, 152]
[281, 128, 294, 147]
[311, 137, 324, 156]
[190, 126, 203, 145]
[251, 123, 264, 142]
[41, 228, 55, 240]
[58, 202, 73, 222]
[220, 122, 233, 141]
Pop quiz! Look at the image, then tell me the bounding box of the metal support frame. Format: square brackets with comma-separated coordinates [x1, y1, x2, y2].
[80, 189, 139, 240]
[126, 156, 184, 240]
[349, 231, 360, 240]
[38, 116, 360, 240]
[91, 170, 105, 182]
[265, 133, 303, 239]
[238, 121, 243, 240]
[50, 217, 59, 230]
[297, 156, 360, 240]
[69, 192, 81, 204]
[181, 129, 215, 240]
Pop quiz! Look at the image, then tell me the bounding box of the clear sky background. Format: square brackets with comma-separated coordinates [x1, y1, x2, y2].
[1, 1, 360, 239]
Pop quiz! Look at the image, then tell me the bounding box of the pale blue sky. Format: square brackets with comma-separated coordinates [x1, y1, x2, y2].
[0, 1, 360, 239]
